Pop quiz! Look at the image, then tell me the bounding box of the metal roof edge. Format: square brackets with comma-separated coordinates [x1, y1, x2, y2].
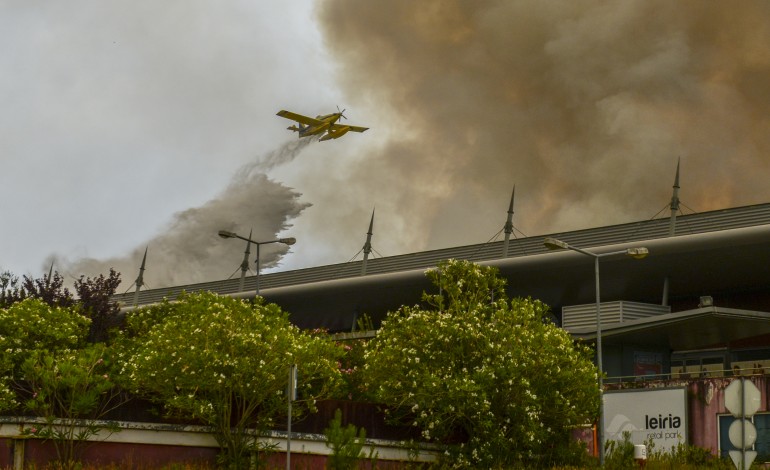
[571, 305, 770, 339]
[114, 203, 770, 306]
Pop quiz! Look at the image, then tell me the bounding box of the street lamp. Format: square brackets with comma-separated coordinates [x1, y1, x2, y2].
[218, 230, 296, 296]
[543, 237, 648, 466]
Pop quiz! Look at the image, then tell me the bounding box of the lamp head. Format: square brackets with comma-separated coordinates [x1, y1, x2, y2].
[279, 237, 297, 246]
[218, 230, 237, 239]
[626, 247, 649, 260]
[543, 237, 569, 250]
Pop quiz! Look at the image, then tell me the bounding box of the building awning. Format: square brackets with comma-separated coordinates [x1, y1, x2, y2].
[264, 224, 770, 331]
[570, 306, 770, 351]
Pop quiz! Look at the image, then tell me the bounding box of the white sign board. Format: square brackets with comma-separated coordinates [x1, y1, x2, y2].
[728, 419, 757, 449]
[725, 379, 761, 418]
[604, 388, 687, 452]
[725, 379, 762, 470]
[729, 450, 757, 470]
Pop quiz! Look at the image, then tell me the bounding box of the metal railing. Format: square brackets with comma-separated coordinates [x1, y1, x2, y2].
[606, 366, 769, 388]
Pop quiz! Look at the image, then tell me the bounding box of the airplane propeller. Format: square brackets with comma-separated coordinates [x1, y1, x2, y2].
[337, 106, 347, 121]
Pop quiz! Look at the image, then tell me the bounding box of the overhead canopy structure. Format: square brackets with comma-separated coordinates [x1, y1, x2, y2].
[250, 223, 770, 330]
[571, 307, 770, 351]
[495, 222, 770, 312]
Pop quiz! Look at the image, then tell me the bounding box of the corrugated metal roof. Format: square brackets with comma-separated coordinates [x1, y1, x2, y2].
[562, 301, 671, 331]
[112, 202, 770, 307]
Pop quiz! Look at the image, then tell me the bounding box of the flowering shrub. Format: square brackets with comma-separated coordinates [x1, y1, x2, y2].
[334, 339, 370, 401]
[0, 298, 92, 412]
[0, 378, 14, 411]
[21, 344, 119, 418]
[116, 291, 344, 468]
[0, 298, 91, 364]
[362, 259, 599, 467]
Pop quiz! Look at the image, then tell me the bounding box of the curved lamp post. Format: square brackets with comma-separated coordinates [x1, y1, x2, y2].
[543, 237, 648, 466]
[218, 230, 296, 296]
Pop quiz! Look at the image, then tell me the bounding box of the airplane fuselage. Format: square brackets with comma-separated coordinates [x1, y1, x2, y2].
[296, 113, 342, 138]
[277, 109, 368, 142]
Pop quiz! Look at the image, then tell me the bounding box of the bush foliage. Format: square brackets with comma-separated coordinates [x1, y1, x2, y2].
[362, 259, 600, 467]
[114, 291, 344, 468]
[9, 263, 735, 469]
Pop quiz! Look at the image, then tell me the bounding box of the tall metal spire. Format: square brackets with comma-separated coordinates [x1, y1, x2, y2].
[502, 185, 515, 257]
[361, 209, 375, 276]
[133, 247, 148, 307]
[669, 158, 681, 236]
[46, 261, 54, 288]
[238, 229, 253, 292]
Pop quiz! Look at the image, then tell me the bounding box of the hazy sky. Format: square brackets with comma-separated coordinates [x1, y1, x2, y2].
[3, 1, 770, 289]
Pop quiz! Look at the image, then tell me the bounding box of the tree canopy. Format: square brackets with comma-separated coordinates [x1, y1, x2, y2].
[116, 291, 344, 468]
[0, 298, 93, 412]
[362, 259, 599, 467]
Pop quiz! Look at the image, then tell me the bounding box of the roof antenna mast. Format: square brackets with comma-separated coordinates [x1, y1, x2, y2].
[669, 158, 681, 237]
[133, 247, 148, 306]
[502, 185, 515, 257]
[361, 208, 375, 276]
[46, 261, 54, 288]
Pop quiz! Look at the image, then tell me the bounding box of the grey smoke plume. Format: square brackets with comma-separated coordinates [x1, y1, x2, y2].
[313, 1, 770, 250]
[47, 2, 770, 285]
[65, 141, 311, 287]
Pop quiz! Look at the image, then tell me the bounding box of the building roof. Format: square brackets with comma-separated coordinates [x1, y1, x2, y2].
[113, 202, 770, 331]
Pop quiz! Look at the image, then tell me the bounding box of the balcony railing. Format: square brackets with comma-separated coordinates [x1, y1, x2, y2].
[606, 362, 770, 389]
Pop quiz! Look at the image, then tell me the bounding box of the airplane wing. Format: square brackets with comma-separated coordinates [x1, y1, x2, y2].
[276, 110, 324, 126]
[332, 123, 369, 133]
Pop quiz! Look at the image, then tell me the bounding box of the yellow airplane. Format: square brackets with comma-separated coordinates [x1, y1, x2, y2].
[276, 108, 369, 141]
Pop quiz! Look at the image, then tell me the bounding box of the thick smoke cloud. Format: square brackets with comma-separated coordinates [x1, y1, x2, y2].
[315, 1, 770, 248]
[38, 1, 770, 286]
[65, 141, 311, 287]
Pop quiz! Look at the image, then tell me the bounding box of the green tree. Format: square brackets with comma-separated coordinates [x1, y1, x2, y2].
[73, 269, 122, 343]
[0, 298, 91, 376]
[20, 344, 125, 469]
[362, 259, 600, 468]
[1, 298, 79, 412]
[0, 269, 74, 309]
[0, 270, 21, 308]
[0, 298, 125, 469]
[116, 291, 344, 469]
[0, 268, 122, 343]
[324, 408, 368, 470]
